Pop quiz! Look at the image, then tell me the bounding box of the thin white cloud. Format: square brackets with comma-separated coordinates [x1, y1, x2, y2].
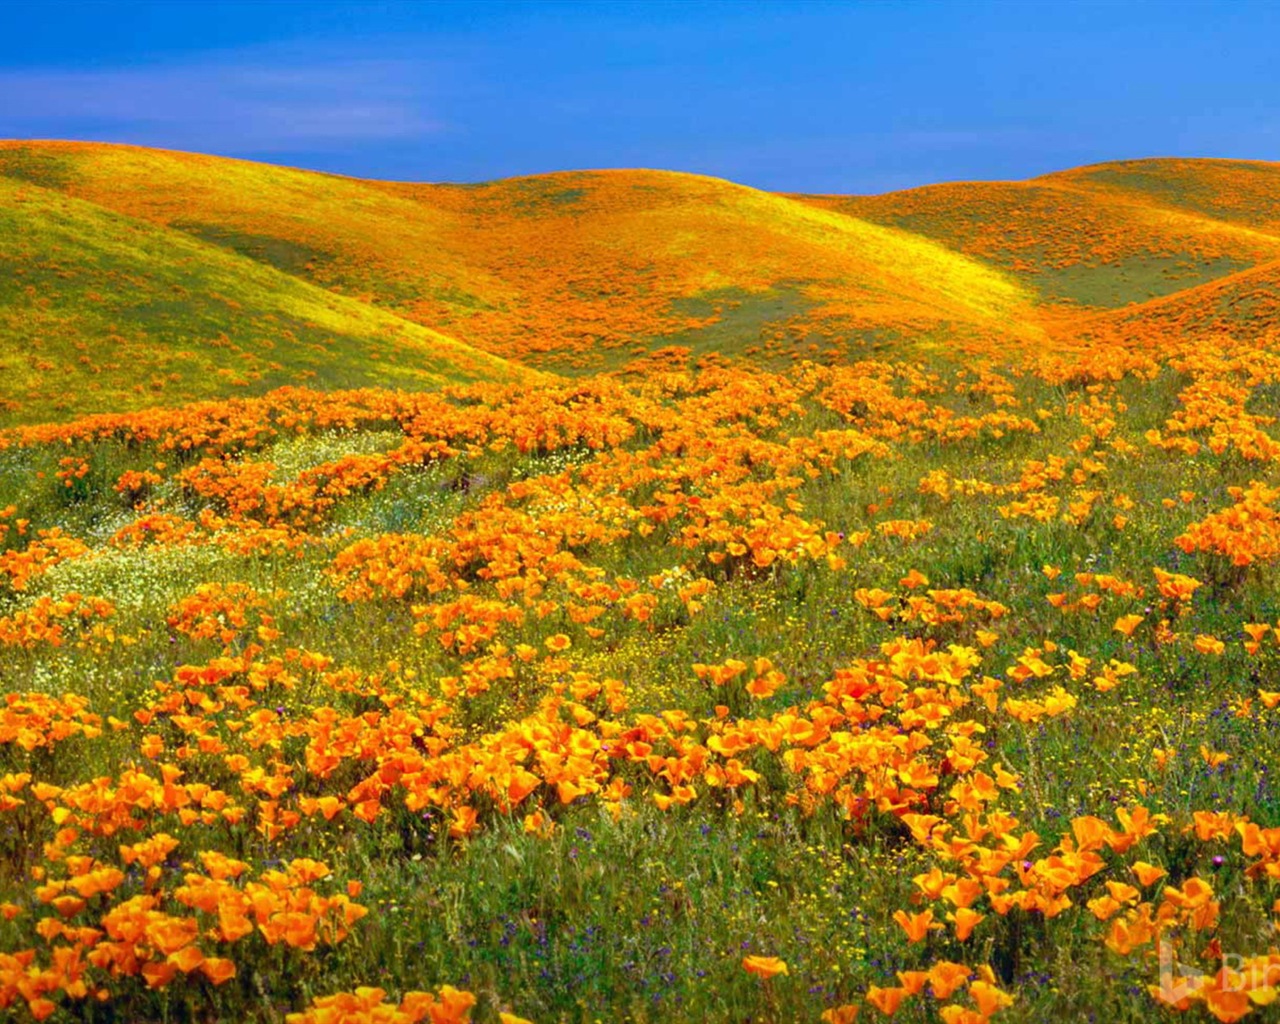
[0, 48, 442, 152]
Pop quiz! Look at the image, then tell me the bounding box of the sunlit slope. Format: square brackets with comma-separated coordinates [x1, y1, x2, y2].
[0, 142, 1041, 371]
[798, 170, 1280, 309]
[0, 171, 529, 425]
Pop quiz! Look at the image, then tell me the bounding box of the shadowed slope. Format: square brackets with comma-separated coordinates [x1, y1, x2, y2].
[1046, 257, 1280, 355]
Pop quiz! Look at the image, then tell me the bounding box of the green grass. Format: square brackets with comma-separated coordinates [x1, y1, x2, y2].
[1077, 160, 1280, 228]
[661, 285, 817, 359]
[1031, 254, 1254, 307]
[0, 147, 76, 190]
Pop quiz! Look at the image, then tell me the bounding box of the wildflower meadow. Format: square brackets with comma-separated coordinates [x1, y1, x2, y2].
[2, 143, 1280, 1023]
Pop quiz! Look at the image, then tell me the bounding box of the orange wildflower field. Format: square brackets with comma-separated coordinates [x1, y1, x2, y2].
[3, 144, 1280, 1022]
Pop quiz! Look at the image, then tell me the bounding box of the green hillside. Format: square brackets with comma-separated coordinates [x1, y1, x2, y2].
[0, 170, 532, 424]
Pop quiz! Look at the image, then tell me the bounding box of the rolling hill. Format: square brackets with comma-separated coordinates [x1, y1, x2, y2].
[0, 151, 534, 424]
[2, 142, 1280, 424]
[1043, 156, 1280, 235]
[0, 141, 1043, 378]
[796, 162, 1280, 310]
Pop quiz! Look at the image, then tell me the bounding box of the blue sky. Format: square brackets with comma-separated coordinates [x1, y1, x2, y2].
[1, 1, 1277, 193]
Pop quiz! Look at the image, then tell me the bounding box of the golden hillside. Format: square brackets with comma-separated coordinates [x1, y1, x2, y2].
[4, 144, 1280, 424]
[798, 159, 1280, 310]
[0, 141, 1041, 378]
